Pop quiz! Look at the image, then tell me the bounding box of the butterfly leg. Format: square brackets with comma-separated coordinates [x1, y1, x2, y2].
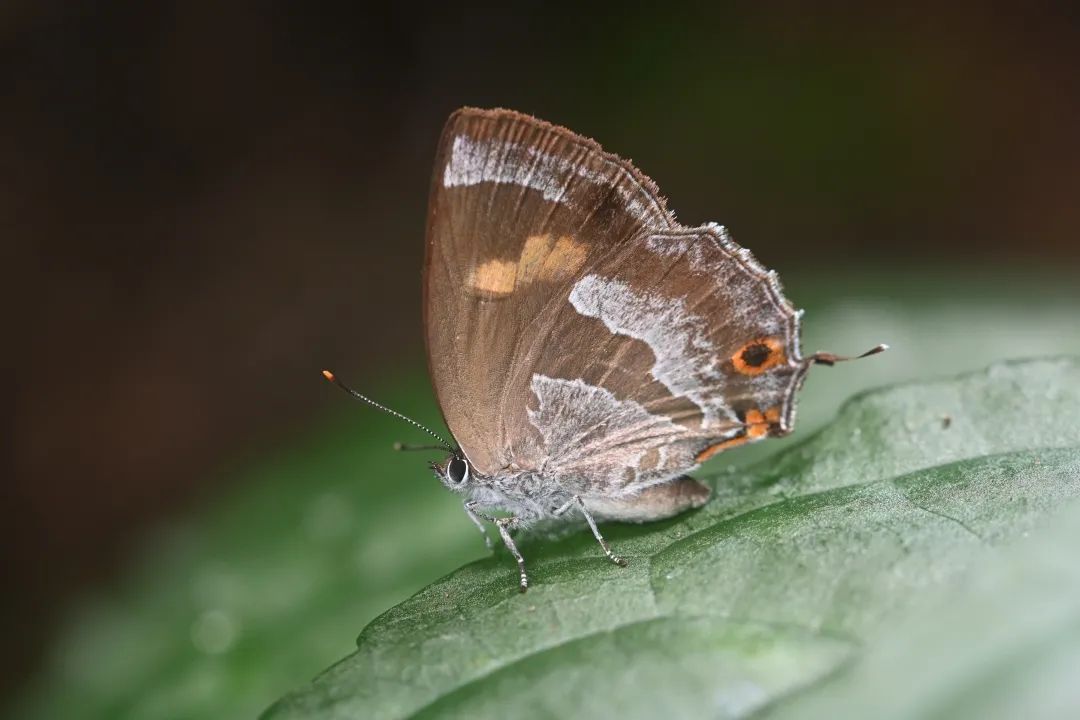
[495, 517, 529, 592]
[463, 502, 529, 591]
[462, 501, 494, 551]
[555, 495, 628, 568]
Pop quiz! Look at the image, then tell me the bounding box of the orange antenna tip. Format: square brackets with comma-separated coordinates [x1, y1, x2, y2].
[322, 369, 335, 382]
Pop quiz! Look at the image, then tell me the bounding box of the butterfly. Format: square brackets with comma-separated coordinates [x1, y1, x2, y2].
[325, 108, 885, 591]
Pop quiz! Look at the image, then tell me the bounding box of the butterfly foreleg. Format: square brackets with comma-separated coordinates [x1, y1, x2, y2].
[554, 495, 628, 568]
[462, 500, 494, 551]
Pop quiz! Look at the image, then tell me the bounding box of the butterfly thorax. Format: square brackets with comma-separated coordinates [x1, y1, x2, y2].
[434, 453, 572, 524]
[479, 469, 576, 523]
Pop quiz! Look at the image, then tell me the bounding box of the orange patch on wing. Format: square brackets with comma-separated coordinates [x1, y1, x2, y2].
[469, 234, 587, 299]
[467, 259, 517, 298]
[539, 235, 587, 281]
[745, 409, 770, 439]
[695, 435, 751, 462]
[515, 234, 553, 285]
[697, 405, 784, 462]
[731, 337, 786, 375]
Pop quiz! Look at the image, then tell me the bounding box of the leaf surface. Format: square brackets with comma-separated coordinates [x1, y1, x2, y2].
[263, 358, 1080, 719]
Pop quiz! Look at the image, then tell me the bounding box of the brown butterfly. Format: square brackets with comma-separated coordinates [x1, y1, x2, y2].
[325, 108, 884, 591]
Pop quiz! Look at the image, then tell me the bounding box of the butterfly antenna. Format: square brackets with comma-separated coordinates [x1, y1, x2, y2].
[321, 370, 454, 451]
[393, 442, 450, 453]
[809, 343, 889, 366]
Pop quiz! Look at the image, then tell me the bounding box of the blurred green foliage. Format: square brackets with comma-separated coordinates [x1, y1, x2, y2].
[9, 273, 1080, 720]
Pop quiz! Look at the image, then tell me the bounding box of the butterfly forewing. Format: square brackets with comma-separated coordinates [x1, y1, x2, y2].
[424, 108, 805, 493]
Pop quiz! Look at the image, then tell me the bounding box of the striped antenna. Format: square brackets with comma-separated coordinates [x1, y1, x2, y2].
[321, 370, 453, 451]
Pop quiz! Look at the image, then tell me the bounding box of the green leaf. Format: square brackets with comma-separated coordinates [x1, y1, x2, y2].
[263, 358, 1080, 720]
[758, 499, 1080, 720]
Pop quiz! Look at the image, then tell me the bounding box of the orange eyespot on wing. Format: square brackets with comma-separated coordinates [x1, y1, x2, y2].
[731, 337, 786, 375]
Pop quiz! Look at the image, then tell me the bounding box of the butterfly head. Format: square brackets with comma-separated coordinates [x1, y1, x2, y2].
[321, 370, 470, 490]
[430, 453, 472, 491]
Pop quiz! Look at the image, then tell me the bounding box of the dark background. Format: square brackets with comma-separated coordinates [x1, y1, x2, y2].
[5, 0, 1080, 708]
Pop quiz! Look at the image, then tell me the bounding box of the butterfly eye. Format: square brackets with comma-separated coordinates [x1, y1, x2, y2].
[446, 457, 470, 484]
